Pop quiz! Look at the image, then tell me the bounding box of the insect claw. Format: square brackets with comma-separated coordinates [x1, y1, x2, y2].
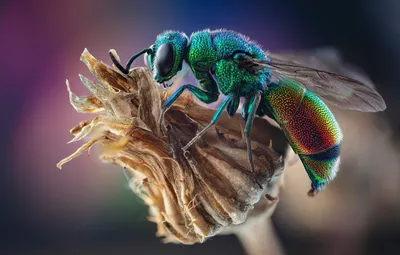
[254, 177, 263, 189]
[308, 188, 320, 197]
[265, 194, 279, 202]
[183, 150, 191, 158]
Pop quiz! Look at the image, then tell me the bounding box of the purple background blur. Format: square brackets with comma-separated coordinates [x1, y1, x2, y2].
[1, 0, 399, 254]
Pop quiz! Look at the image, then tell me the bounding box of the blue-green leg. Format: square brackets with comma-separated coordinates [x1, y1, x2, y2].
[159, 84, 219, 135]
[244, 91, 262, 172]
[241, 98, 250, 121]
[182, 94, 234, 151]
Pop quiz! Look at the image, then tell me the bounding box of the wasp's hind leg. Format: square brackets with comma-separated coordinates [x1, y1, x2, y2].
[243, 91, 262, 173]
[229, 97, 252, 149]
[182, 94, 234, 151]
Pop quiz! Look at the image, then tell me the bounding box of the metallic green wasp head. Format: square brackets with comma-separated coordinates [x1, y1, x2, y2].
[145, 30, 190, 88]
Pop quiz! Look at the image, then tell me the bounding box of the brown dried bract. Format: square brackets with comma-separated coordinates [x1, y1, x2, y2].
[57, 49, 288, 244]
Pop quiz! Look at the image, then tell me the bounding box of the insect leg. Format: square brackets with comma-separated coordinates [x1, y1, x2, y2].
[159, 84, 219, 135]
[244, 91, 262, 173]
[241, 97, 251, 121]
[182, 94, 234, 151]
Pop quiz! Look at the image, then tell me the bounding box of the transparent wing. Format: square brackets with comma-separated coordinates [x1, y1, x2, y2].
[241, 48, 386, 112]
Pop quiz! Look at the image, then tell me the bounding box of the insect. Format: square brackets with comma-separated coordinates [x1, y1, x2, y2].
[109, 29, 386, 196]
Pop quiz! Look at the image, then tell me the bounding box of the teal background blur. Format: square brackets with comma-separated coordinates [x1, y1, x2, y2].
[1, 0, 399, 254]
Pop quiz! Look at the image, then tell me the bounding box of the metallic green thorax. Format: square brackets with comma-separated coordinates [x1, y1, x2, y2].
[186, 29, 271, 96]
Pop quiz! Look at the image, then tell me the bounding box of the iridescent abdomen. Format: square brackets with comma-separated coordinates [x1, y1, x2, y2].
[264, 79, 343, 192]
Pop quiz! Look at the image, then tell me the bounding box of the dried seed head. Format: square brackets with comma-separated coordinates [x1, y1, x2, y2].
[57, 49, 287, 244]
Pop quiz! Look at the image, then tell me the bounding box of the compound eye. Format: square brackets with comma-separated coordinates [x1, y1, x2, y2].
[154, 43, 175, 76]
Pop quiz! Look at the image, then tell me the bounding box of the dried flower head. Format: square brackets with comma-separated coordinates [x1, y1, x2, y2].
[57, 49, 287, 244]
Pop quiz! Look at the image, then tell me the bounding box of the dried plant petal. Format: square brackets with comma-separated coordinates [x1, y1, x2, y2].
[58, 49, 288, 244]
[66, 79, 104, 114]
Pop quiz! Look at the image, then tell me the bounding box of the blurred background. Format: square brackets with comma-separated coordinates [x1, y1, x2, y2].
[1, 0, 399, 254]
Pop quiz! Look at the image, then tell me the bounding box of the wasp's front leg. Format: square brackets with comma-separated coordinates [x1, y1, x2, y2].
[159, 84, 219, 136]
